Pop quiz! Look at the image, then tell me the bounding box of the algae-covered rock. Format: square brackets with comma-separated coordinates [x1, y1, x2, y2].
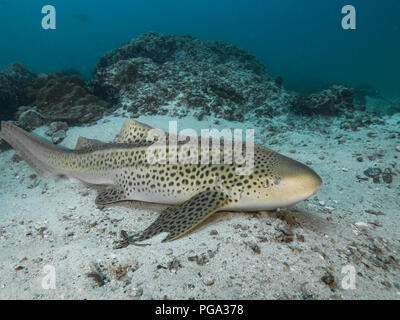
[29, 73, 109, 123]
[0, 63, 37, 121]
[17, 108, 44, 130]
[296, 85, 355, 115]
[92, 32, 295, 121]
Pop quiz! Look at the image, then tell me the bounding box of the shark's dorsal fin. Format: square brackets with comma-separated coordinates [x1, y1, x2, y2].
[116, 119, 164, 145]
[75, 136, 109, 152]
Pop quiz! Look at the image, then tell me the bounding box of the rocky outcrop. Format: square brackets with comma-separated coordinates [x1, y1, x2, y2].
[16, 107, 44, 130]
[92, 32, 295, 121]
[0, 63, 37, 121]
[28, 73, 109, 124]
[296, 85, 355, 115]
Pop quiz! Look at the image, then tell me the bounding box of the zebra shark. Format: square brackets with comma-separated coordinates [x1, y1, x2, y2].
[0, 119, 322, 245]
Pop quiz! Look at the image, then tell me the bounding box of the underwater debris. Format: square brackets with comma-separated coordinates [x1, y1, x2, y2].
[126, 287, 143, 298]
[209, 230, 218, 236]
[202, 277, 215, 286]
[87, 262, 107, 287]
[296, 234, 305, 242]
[188, 254, 209, 266]
[382, 168, 393, 184]
[283, 262, 290, 272]
[274, 228, 294, 243]
[168, 258, 182, 271]
[110, 265, 130, 280]
[187, 248, 219, 265]
[321, 273, 337, 289]
[91, 32, 294, 121]
[244, 241, 261, 254]
[275, 209, 303, 227]
[364, 167, 382, 178]
[300, 282, 313, 300]
[363, 167, 393, 184]
[365, 210, 385, 216]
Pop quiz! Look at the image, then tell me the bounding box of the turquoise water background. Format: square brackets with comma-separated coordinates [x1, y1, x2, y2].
[0, 0, 399, 97]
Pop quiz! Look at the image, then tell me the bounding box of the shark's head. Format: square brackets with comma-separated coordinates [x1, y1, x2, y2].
[267, 155, 323, 207]
[235, 151, 323, 210]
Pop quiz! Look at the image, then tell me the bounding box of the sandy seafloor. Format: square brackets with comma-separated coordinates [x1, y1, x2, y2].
[0, 108, 399, 300]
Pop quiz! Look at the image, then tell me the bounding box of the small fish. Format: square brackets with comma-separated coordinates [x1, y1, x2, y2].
[0, 119, 322, 245]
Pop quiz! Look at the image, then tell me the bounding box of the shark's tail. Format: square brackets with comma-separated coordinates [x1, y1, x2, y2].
[0, 121, 69, 177]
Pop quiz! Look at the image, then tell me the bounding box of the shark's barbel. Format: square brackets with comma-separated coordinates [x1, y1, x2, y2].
[0, 119, 322, 245]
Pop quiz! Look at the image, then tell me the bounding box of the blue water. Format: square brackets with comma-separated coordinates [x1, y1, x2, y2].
[0, 0, 399, 97]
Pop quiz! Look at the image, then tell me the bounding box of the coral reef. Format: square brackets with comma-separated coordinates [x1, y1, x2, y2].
[91, 32, 295, 121]
[27, 73, 109, 124]
[0, 63, 37, 121]
[296, 85, 355, 115]
[16, 107, 44, 130]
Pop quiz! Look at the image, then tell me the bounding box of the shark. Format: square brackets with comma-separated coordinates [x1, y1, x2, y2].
[0, 119, 322, 246]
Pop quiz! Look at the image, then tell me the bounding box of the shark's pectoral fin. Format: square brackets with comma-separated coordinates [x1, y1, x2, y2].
[95, 186, 127, 208]
[117, 190, 233, 247]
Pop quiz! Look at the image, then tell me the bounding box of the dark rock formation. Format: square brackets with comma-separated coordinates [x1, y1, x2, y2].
[296, 85, 355, 115]
[92, 32, 295, 121]
[28, 73, 109, 124]
[17, 107, 44, 130]
[0, 63, 37, 121]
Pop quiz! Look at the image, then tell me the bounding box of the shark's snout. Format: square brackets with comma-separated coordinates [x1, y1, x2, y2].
[277, 155, 323, 204]
[300, 164, 323, 196]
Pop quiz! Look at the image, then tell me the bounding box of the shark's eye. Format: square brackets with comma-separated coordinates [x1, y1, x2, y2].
[265, 179, 270, 188]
